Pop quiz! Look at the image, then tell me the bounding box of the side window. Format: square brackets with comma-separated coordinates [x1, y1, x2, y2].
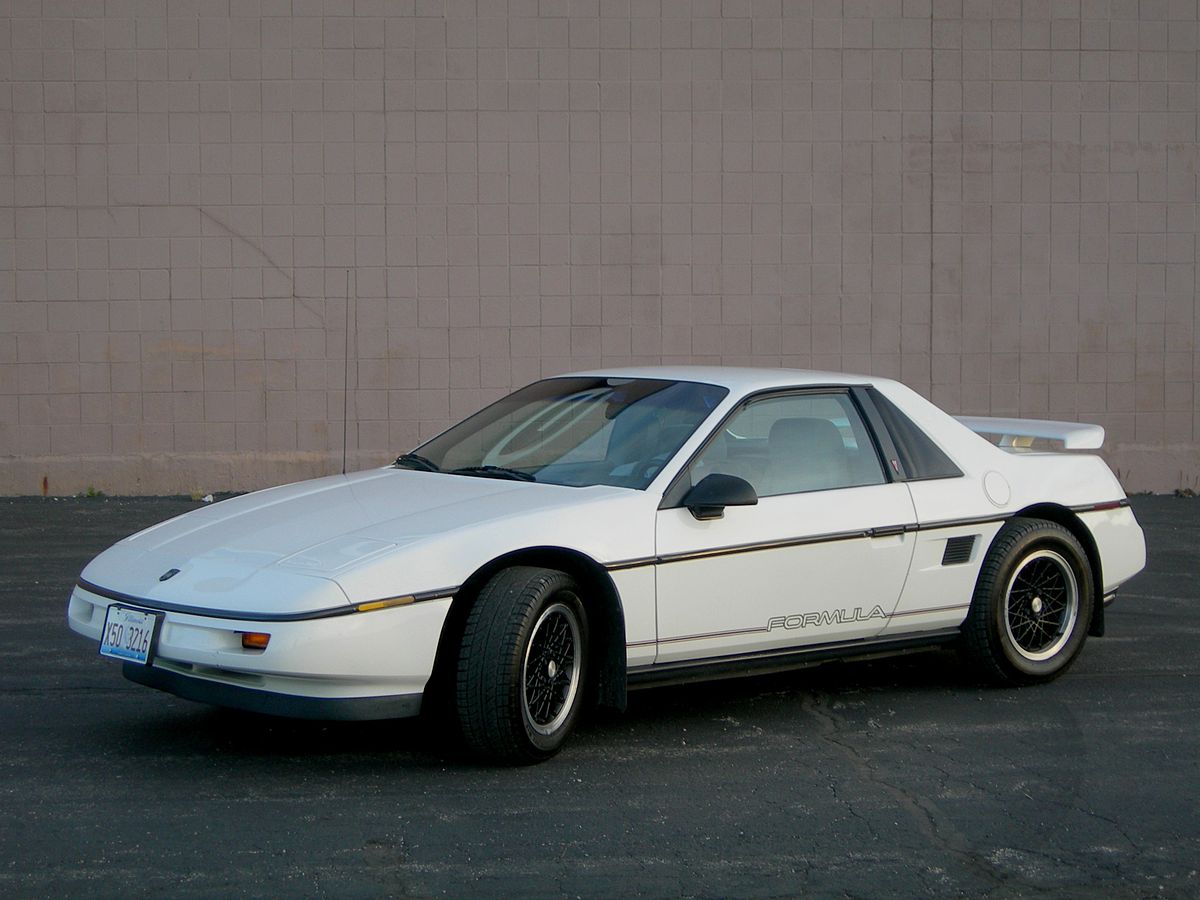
[688, 393, 887, 497]
[865, 388, 963, 480]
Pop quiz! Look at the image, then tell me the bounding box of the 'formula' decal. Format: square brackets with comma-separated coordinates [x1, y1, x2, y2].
[767, 606, 888, 630]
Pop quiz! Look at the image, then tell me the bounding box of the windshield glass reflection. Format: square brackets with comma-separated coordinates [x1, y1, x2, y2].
[402, 377, 728, 489]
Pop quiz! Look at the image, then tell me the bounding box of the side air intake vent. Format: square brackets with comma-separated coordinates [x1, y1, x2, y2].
[941, 535, 977, 566]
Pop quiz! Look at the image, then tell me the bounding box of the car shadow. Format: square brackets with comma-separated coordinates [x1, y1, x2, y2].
[601, 646, 968, 726]
[103, 648, 969, 768]
[95, 702, 449, 767]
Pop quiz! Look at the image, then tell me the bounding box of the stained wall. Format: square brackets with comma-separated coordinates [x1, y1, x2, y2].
[1, 0, 1197, 494]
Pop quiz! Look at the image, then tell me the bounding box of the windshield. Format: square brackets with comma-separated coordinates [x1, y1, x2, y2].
[402, 377, 728, 489]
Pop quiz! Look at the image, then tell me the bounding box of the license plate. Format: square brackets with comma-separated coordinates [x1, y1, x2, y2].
[99, 605, 162, 665]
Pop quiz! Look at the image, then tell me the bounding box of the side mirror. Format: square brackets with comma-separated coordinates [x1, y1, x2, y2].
[683, 473, 758, 521]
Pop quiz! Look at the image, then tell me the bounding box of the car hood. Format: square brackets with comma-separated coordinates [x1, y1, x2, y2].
[79, 469, 643, 615]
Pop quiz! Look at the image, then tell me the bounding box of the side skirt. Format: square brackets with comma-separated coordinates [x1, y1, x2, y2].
[626, 629, 961, 690]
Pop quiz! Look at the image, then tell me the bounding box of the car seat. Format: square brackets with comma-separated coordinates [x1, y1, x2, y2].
[762, 416, 849, 495]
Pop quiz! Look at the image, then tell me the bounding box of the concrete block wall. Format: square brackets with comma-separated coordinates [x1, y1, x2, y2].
[0, 0, 1197, 495]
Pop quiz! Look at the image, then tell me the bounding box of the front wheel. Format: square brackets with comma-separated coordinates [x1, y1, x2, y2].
[455, 567, 588, 764]
[961, 518, 1094, 685]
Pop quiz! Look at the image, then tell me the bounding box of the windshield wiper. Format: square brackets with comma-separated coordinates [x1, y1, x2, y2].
[394, 452, 440, 472]
[450, 465, 536, 482]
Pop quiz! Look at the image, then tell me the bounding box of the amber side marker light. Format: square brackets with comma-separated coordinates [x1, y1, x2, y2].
[240, 632, 271, 650]
[355, 595, 415, 613]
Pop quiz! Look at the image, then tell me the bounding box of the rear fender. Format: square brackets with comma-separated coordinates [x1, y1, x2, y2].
[1010, 503, 1105, 637]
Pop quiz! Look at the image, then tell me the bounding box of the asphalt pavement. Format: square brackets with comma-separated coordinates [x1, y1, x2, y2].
[0, 494, 1197, 897]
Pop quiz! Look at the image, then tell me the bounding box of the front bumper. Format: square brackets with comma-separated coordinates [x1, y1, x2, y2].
[68, 584, 453, 721]
[123, 663, 422, 720]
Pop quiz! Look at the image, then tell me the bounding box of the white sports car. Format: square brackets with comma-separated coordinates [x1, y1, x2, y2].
[68, 367, 1146, 762]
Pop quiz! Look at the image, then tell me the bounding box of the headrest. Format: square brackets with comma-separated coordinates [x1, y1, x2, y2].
[767, 417, 844, 456]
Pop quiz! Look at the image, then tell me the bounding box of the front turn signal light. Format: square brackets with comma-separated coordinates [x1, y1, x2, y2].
[240, 632, 271, 650]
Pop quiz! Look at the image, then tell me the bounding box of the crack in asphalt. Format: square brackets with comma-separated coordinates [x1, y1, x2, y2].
[800, 691, 1024, 895]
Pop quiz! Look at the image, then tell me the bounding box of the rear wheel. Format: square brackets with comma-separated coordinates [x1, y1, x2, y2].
[962, 518, 1094, 685]
[455, 567, 587, 764]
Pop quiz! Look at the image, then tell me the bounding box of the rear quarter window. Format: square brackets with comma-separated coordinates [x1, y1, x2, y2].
[866, 388, 963, 481]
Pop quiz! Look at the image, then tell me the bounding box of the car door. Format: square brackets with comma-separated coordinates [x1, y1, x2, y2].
[653, 389, 918, 665]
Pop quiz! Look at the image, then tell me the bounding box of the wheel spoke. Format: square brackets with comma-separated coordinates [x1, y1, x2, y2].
[523, 602, 582, 731]
[1004, 548, 1080, 660]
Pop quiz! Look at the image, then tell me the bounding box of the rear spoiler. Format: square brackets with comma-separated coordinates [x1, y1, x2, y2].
[955, 416, 1105, 450]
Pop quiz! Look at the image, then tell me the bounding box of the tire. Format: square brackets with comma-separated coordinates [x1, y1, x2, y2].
[962, 518, 1094, 686]
[455, 567, 588, 764]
